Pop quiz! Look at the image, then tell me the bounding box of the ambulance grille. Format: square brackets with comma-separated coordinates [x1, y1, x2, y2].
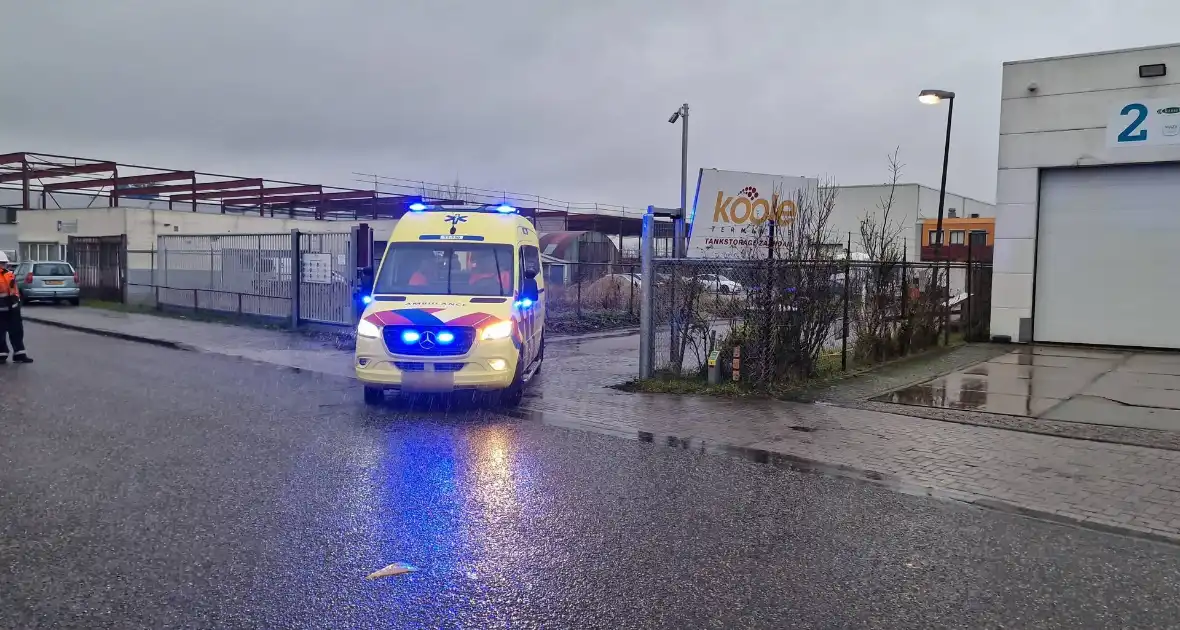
[383, 325, 475, 357]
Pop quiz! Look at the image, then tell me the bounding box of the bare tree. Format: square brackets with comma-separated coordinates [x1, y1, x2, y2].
[852, 148, 908, 362]
[721, 179, 844, 385]
[444, 177, 467, 202]
[857, 147, 906, 262]
[417, 178, 469, 203]
[850, 148, 948, 362]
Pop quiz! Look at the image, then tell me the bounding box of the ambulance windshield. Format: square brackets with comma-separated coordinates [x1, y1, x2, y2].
[374, 243, 514, 297]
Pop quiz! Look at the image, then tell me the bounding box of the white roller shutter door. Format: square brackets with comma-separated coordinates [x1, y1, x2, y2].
[1034, 164, 1180, 348]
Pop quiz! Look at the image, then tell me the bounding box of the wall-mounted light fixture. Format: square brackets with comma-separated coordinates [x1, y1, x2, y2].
[1140, 63, 1167, 78]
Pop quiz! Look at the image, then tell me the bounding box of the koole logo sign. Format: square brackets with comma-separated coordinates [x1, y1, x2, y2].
[687, 169, 815, 258]
[712, 185, 797, 226]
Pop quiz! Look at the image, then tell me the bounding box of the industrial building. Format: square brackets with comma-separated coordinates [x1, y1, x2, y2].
[827, 183, 992, 260]
[0, 152, 652, 320]
[0, 153, 650, 256]
[686, 168, 992, 261]
[992, 43, 1180, 349]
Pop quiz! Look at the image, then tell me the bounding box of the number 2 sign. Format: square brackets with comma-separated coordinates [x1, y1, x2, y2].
[1108, 97, 1180, 148]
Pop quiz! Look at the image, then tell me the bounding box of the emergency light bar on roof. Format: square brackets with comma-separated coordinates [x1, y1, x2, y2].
[408, 202, 517, 214]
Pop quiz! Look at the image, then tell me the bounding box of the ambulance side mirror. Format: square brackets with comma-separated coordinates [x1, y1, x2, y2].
[521, 274, 540, 302]
[524, 268, 538, 280]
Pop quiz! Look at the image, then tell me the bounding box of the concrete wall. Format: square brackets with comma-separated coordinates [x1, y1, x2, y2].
[15, 206, 398, 306]
[16, 207, 398, 251]
[992, 43, 1180, 341]
[0, 223, 17, 259]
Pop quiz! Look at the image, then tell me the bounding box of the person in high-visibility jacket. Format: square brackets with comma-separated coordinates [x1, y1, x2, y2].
[0, 251, 33, 364]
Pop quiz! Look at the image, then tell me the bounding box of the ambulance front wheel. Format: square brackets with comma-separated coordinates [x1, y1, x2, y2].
[499, 352, 526, 407]
[363, 386, 384, 406]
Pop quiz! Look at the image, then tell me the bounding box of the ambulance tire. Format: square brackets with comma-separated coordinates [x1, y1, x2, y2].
[500, 352, 526, 407]
[363, 386, 385, 406]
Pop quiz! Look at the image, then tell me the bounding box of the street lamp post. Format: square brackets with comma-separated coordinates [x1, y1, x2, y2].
[919, 89, 955, 258]
[668, 103, 689, 257]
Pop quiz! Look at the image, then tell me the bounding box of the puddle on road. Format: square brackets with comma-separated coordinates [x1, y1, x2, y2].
[873, 348, 1180, 430]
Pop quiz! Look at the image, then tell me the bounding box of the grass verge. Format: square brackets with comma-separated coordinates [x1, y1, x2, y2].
[615, 334, 968, 400]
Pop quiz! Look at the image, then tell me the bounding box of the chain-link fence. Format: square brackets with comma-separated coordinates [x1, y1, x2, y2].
[542, 260, 642, 334]
[643, 256, 991, 383]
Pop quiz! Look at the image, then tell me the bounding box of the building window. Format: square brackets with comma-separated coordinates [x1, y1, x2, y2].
[18, 241, 65, 262]
[950, 230, 965, 245]
[969, 230, 987, 246]
[927, 230, 942, 245]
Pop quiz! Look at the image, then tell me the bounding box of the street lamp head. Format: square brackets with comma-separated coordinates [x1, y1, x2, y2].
[919, 89, 956, 105]
[668, 111, 680, 124]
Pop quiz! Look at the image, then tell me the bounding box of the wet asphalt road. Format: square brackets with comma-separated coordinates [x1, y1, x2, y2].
[4, 324, 1180, 629]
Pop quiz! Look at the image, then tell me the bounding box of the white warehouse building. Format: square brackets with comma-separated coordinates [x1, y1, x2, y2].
[827, 183, 992, 260]
[993, 42, 1180, 349]
[685, 168, 992, 261]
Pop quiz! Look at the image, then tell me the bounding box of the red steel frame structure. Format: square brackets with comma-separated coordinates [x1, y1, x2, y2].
[0, 151, 650, 243]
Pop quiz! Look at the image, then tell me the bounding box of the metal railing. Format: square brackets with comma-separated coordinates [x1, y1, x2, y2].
[118, 238, 647, 334]
[143, 230, 357, 327]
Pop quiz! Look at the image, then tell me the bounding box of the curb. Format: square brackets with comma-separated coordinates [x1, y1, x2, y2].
[610, 423, 1180, 548]
[23, 316, 195, 351]
[548, 327, 640, 344]
[754, 448, 1180, 547]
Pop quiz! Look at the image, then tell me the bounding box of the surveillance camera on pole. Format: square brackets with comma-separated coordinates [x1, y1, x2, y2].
[667, 103, 690, 258]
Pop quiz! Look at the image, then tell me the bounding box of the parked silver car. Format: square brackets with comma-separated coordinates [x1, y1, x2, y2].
[14, 261, 81, 305]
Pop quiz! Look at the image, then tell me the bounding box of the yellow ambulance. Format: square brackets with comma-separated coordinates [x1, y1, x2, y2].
[355, 203, 545, 406]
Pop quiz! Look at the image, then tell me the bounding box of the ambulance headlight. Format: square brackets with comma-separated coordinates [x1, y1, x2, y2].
[479, 320, 514, 341]
[357, 319, 381, 339]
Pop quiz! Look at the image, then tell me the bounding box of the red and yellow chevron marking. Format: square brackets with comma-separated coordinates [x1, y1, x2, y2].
[364, 307, 503, 329]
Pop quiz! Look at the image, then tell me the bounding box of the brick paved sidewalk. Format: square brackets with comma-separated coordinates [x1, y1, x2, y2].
[27, 306, 1180, 543]
[523, 385, 1180, 542]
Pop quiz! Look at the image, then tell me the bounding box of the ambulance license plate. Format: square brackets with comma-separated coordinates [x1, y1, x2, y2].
[402, 372, 455, 392]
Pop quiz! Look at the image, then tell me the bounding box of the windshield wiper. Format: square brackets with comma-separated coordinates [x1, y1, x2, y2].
[493, 250, 504, 296]
[446, 252, 453, 295]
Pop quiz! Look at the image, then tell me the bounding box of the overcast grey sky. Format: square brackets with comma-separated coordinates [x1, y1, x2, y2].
[1, 0, 1177, 208]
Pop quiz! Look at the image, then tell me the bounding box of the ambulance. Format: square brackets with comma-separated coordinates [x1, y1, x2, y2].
[355, 202, 545, 406]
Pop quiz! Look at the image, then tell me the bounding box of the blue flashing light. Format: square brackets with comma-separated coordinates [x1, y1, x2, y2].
[361, 294, 373, 305]
[408, 202, 428, 212]
[515, 298, 533, 309]
[401, 329, 421, 344]
[495, 204, 517, 214]
[437, 331, 455, 345]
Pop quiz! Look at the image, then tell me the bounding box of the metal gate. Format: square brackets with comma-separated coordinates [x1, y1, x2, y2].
[298, 231, 353, 325]
[68, 235, 126, 302]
